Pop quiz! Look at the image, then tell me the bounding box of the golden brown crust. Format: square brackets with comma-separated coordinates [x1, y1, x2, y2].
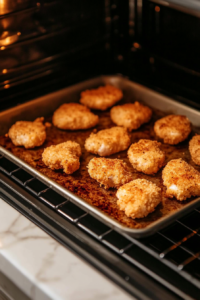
[52, 103, 99, 130]
[2, 106, 199, 228]
[116, 179, 161, 219]
[8, 117, 46, 149]
[42, 141, 81, 174]
[110, 102, 152, 131]
[80, 85, 123, 110]
[154, 115, 191, 145]
[85, 126, 131, 156]
[88, 157, 133, 189]
[45, 122, 52, 128]
[162, 158, 200, 201]
[189, 135, 200, 165]
[128, 139, 165, 175]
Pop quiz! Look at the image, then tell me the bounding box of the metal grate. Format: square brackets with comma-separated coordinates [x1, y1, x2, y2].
[142, 221, 200, 285]
[0, 155, 200, 291]
[0, 0, 111, 110]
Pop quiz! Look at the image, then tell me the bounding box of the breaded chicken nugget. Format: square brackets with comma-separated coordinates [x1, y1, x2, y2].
[162, 158, 200, 201]
[189, 135, 200, 165]
[154, 115, 191, 145]
[116, 179, 161, 219]
[85, 126, 131, 156]
[42, 141, 81, 174]
[52, 103, 99, 130]
[110, 102, 152, 131]
[128, 139, 165, 175]
[8, 117, 46, 149]
[80, 85, 123, 111]
[88, 157, 133, 189]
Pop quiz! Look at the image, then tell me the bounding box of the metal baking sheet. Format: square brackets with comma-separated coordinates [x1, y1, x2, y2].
[1, 75, 200, 238]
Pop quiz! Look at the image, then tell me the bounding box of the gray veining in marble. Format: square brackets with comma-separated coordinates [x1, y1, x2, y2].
[0, 198, 133, 300]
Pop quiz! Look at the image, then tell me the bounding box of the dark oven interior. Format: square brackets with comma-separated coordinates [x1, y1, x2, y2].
[1, 1, 200, 299]
[1, 0, 200, 109]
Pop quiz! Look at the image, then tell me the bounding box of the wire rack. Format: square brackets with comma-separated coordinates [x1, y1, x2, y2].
[0, 155, 200, 293]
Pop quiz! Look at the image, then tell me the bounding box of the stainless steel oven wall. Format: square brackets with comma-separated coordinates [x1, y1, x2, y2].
[1, 0, 200, 112]
[1, 75, 200, 237]
[126, 0, 200, 109]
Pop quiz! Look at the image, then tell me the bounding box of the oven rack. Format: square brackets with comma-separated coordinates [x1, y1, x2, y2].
[0, 154, 200, 300]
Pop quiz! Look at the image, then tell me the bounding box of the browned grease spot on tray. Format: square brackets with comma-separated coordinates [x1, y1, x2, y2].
[0, 105, 199, 229]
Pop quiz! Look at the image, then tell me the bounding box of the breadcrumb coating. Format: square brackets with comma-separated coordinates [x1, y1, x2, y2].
[189, 135, 200, 165]
[154, 115, 191, 145]
[116, 179, 161, 219]
[128, 139, 165, 175]
[85, 126, 131, 156]
[52, 103, 99, 130]
[45, 122, 52, 128]
[42, 141, 81, 174]
[88, 157, 133, 189]
[162, 158, 200, 201]
[8, 117, 46, 149]
[80, 85, 123, 111]
[110, 102, 152, 131]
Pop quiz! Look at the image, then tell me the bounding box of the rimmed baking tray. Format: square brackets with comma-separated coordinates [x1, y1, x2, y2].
[0, 75, 200, 238]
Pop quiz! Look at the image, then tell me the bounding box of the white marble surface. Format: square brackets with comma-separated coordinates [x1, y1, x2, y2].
[0, 198, 133, 300]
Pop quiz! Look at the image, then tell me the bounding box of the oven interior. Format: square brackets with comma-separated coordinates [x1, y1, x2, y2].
[0, 1, 200, 299]
[2, 0, 200, 110]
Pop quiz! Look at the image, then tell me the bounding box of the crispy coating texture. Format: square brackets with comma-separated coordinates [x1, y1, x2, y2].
[85, 126, 131, 156]
[110, 102, 152, 131]
[154, 115, 191, 145]
[88, 157, 133, 189]
[128, 139, 165, 175]
[8, 117, 46, 149]
[162, 158, 200, 201]
[42, 141, 81, 174]
[80, 85, 123, 111]
[116, 179, 161, 219]
[189, 135, 200, 165]
[52, 103, 99, 130]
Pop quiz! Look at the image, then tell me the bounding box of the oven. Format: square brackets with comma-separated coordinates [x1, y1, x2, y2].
[0, 1, 200, 299]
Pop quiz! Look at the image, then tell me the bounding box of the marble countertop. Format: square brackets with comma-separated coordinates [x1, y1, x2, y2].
[0, 198, 133, 300]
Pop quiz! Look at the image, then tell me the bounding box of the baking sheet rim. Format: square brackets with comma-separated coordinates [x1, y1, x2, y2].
[1, 75, 200, 237]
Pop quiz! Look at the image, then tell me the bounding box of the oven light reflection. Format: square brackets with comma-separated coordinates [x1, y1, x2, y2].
[155, 6, 160, 12]
[0, 33, 18, 46]
[133, 42, 140, 49]
[4, 84, 10, 89]
[2, 69, 7, 74]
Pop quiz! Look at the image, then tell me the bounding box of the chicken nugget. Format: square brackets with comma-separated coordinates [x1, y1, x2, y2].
[85, 126, 131, 156]
[154, 115, 191, 145]
[80, 85, 123, 111]
[189, 135, 200, 165]
[128, 139, 165, 175]
[8, 117, 46, 149]
[162, 158, 200, 201]
[52, 103, 99, 130]
[42, 141, 81, 174]
[116, 179, 161, 219]
[88, 157, 133, 189]
[110, 102, 152, 131]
